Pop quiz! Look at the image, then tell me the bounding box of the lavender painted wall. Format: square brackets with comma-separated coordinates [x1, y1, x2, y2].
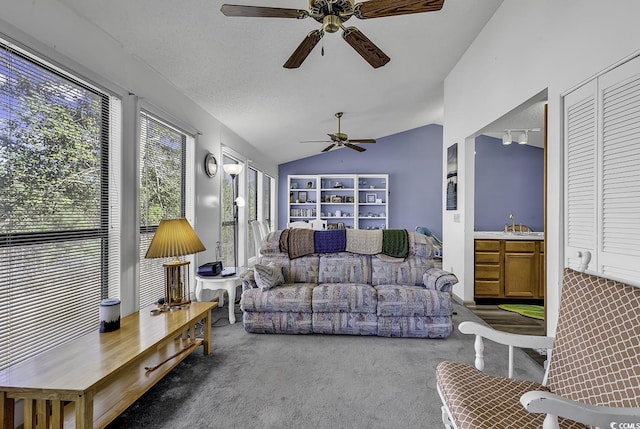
[474, 135, 544, 232]
[278, 124, 443, 237]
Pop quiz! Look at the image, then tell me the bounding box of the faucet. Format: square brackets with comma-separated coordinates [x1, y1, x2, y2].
[509, 213, 515, 233]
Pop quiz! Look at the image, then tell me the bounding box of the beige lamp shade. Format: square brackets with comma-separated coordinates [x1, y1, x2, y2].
[145, 218, 206, 259]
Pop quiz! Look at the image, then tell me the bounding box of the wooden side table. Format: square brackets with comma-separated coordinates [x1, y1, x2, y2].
[195, 270, 244, 324]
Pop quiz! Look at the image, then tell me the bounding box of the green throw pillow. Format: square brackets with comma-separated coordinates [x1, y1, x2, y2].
[254, 264, 284, 290]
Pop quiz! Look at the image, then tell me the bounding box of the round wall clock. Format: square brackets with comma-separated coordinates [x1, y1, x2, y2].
[204, 153, 218, 178]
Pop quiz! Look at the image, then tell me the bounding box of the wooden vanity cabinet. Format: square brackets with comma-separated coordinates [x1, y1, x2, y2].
[474, 239, 544, 300]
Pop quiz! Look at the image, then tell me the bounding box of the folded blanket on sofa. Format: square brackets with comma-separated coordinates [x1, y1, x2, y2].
[285, 228, 315, 259]
[345, 229, 383, 254]
[382, 229, 409, 258]
[314, 229, 346, 253]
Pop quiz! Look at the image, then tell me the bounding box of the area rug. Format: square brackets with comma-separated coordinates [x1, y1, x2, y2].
[105, 302, 544, 429]
[498, 304, 545, 320]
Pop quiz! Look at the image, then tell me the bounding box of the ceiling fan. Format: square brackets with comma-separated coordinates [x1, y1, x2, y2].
[302, 112, 376, 153]
[220, 0, 445, 69]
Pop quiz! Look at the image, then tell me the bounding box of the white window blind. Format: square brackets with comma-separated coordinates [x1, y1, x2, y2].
[221, 154, 241, 268]
[138, 112, 186, 308]
[247, 167, 258, 261]
[0, 41, 120, 370]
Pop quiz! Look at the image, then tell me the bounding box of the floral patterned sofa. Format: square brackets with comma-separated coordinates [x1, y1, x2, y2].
[239, 229, 458, 338]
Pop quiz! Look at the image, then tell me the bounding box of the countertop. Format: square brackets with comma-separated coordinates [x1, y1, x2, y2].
[474, 231, 544, 241]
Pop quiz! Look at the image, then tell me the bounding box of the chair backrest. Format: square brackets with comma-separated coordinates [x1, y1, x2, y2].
[258, 220, 270, 237]
[288, 221, 312, 229]
[545, 268, 640, 408]
[251, 220, 267, 259]
[309, 219, 327, 230]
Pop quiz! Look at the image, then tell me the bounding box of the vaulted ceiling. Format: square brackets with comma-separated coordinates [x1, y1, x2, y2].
[57, 0, 503, 164]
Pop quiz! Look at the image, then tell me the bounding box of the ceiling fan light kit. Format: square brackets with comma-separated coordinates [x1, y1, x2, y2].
[221, 0, 445, 69]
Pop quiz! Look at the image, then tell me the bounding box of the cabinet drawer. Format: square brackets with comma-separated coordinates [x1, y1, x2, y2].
[475, 252, 501, 264]
[505, 241, 536, 253]
[475, 240, 500, 251]
[475, 265, 500, 280]
[475, 280, 501, 297]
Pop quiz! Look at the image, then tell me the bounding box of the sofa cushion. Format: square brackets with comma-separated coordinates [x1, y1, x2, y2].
[312, 283, 377, 314]
[376, 285, 452, 317]
[241, 283, 314, 313]
[253, 264, 284, 290]
[436, 361, 583, 429]
[318, 253, 371, 284]
[371, 256, 433, 286]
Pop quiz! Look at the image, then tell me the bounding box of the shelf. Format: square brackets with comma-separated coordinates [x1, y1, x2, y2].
[288, 174, 388, 229]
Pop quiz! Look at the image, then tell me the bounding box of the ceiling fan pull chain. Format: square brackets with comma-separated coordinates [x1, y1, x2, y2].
[321, 37, 325, 56]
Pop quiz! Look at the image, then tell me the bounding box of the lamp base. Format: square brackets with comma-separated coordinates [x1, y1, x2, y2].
[163, 260, 192, 309]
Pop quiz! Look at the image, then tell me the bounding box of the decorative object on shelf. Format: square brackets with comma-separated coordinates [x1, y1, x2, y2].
[145, 218, 206, 310]
[223, 163, 244, 276]
[204, 152, 218, 178]
[366, 193, 376, 203]
[331, 196, 343, 203]
[298, 191, 307, 203]
[307, 181, 313, 189]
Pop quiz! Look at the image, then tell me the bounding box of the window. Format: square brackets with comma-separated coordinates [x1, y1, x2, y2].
[247, 167, 258, 261]
[0, 41, 120, 370]
[138, 112, 187, 309]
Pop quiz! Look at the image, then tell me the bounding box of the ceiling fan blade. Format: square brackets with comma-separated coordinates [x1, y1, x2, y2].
[342, 27, 390, 68]
[354, 0, 444, 19]
[221, 4, 308, 19]
[348, 139, 376, 143]
[284, 30, 324, 69]
[301, 140, 332, 143]
[345, 143, 367, 152]
[322, 144, 337, 152]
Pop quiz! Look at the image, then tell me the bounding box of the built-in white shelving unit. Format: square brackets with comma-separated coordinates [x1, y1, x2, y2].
[287, 174, 388, 229]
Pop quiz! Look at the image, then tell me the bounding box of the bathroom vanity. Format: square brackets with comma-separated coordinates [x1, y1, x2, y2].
[474, 232, 545, 300]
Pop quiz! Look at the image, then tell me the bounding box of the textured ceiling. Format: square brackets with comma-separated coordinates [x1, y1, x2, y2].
[57, 0, 503, 164]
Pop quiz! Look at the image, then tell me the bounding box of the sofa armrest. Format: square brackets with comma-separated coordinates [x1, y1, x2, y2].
[520, 390, 640, 429]
[239, 269, 257, 291]
[459, 321, 555, 378]
[423, 268, 458, 292]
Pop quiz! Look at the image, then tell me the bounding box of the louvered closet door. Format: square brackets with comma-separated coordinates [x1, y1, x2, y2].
[564, 81, 598, 271]
[598, 56, 640, 279]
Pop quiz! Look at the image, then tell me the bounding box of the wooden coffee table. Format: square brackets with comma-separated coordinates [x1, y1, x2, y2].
[0, 301, 216, 429]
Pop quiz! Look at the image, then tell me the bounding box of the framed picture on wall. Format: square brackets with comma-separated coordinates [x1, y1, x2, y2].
[446, 143, 458, 210]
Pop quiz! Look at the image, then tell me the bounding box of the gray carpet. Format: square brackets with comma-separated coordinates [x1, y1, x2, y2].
[107, 301, 544, 429]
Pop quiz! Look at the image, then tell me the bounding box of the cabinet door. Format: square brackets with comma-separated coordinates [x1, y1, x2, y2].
[504, 241, 537, 298]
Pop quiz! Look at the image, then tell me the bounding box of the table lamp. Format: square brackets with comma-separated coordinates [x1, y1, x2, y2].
[145, 218, 206, 310]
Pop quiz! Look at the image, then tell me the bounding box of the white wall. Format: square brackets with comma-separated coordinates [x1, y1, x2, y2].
[0, 0, 278, 314]
[443, 0, 640, 334]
